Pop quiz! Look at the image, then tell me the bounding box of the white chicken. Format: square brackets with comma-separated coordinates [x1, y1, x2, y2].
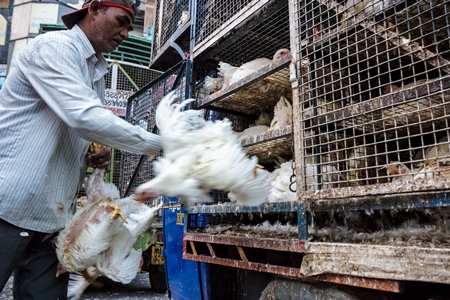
[203, 75, 224, 93]
[56, 169, 162, 300]
[268, 161, 297, 202]
[255, 111, 272, 126]
[217, 62, 238, 90]
[347, 146, 376, 185]
[386, 161, 414, 183]
[341, 0, 373, 25]
[269, 96, 293, 131]
[236, 125, 269, 142]
[424, 136, 450, 165]
[218, 49, 290, 89]
[178, 10, 189, 26]
[235, 112, 272, 142]
[135, 91, 271, 206]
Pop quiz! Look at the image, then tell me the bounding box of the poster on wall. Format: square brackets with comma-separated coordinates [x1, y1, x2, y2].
[29, 3, 59, 34]
[0, 15, 6, 46]
[104, 88, 133, 117]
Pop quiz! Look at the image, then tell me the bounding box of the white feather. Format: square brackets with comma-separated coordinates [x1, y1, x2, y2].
[203, 76, 223, 93]
[236, 125, 269, 142]
[56, 169, 162, 299]
[269, 96, 292, 131]
[228, 49, 290, 86]
[254, 112, 272, 126]
[136, 91, 271, 206]
[268, 161, 296, 202]
[67, 271, 97, 300]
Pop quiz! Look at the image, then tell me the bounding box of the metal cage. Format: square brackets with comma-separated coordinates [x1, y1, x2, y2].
[119, 61, 191, 197]
[195, 0, 253, 46]
[151, 0, 191, 60]
[292, 0, 450, 199]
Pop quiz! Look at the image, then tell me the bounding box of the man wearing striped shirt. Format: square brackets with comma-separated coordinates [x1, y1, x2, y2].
[0, 0, 162, 298]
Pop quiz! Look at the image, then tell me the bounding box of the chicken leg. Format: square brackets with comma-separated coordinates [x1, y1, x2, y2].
[106, 203, 128, 224]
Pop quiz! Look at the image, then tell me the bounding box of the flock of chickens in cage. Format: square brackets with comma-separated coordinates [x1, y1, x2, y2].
[203, 48, 291, 93]
[196, 48, 303, 203]
[201, 39, 450, 194]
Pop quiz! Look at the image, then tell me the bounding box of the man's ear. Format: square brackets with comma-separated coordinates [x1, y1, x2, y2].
[88, 0, 103, 15]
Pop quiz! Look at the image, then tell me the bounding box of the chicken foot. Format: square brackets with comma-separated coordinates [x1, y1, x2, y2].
[106, 203, 128, 224]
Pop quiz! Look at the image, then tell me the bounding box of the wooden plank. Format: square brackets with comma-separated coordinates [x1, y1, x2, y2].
[189, 241, 197, 255]
[240, 125, 294, 166]
[236, 246, 248, 262]
[206, 243, 216, 258]
[183, 253, 302, 277]
[185, 233, 306, 253]
[301, 242, 450, 284]
[195, 56, 291, 113]
[240, 125, 292, 147]
[310, 274, 404, 293]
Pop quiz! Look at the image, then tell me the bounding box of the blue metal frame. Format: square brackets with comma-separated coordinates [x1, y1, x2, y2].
[162, 197, 210, 300]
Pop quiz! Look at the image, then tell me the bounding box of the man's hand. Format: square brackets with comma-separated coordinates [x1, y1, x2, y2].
[86, 146, 111, 172]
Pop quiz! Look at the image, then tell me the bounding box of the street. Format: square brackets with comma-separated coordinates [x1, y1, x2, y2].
[0, 273, 170, 300]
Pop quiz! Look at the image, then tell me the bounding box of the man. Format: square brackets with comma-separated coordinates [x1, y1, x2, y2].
[0, 0, 161, 298]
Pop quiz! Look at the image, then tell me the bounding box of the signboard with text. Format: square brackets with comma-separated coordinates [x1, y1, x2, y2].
[104, 89, 133, 117]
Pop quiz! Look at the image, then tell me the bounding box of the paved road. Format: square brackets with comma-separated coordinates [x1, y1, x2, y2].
[0, 273, 170, 300]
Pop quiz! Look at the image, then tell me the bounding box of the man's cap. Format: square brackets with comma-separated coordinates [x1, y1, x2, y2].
[61, 0, 140, 29]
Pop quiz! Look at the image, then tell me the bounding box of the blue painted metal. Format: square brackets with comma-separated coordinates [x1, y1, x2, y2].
[297, 202, 308, 240]
[162, 197, 210, 300]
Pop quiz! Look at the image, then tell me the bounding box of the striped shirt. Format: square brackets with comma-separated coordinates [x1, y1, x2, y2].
[0, 25, 161, 233]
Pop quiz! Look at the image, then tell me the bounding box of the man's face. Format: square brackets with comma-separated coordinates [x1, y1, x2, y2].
[91, 5, 133, 53]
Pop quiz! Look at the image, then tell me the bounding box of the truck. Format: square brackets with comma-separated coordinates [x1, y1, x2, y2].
[125, 0, 450, 298]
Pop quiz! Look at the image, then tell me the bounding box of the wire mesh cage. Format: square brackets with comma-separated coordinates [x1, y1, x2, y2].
[195, 0, 291, 63]
[151, 0, 190, 59]
[104, 62, 162, 92]
[291, 0, 450, 198]
[193, 0, 291, 112]
[193, 0, 293, 171]
[119, 62, 189, 197]
[195, 0, 253, 45]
